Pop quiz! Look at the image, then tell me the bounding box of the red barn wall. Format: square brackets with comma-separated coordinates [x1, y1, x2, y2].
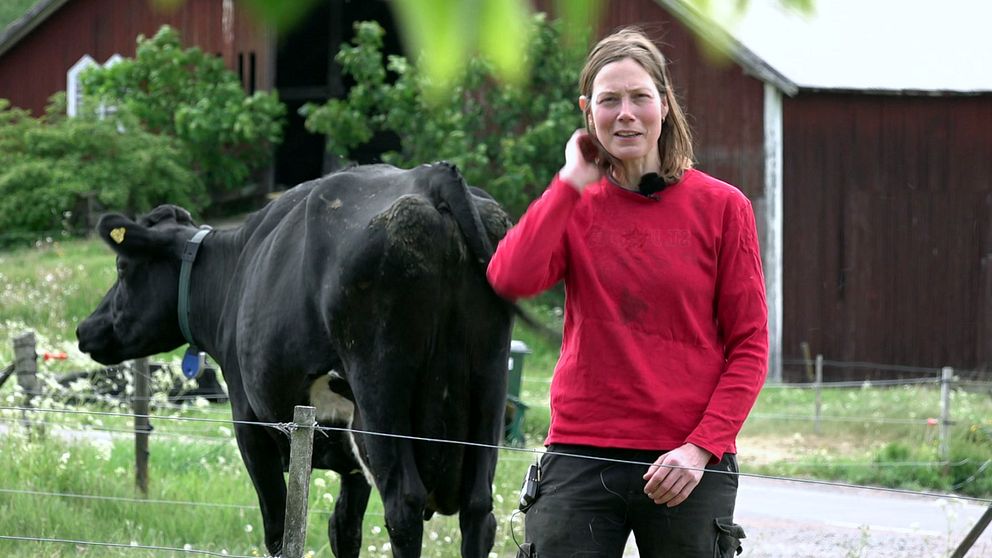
[0, 0, 271, 115]
[782, 93, 992, 377]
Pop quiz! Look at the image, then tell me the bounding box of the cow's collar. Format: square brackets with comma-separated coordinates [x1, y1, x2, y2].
[178, 226, 212, 378]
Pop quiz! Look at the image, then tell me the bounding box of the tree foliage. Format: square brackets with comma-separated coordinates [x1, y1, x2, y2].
[81, 26, 285, 196]
[0, 95, 201, 241]
[302, 15, 587, 217]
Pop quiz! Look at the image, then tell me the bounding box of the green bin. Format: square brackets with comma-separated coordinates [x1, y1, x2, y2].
[505, 340, 531, 446]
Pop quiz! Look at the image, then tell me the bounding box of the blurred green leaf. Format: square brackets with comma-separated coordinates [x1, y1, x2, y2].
[391, 0, 475, 98]
[554, 0, 603, 47]
[479, 0, 533, 83]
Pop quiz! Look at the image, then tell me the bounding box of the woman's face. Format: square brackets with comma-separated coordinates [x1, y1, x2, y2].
[587, 57, 668, 169]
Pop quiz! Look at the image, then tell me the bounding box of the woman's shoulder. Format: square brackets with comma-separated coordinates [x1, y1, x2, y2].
[680, 169, 751, 205]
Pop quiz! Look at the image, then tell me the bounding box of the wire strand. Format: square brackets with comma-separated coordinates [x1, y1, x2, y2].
[0, 417, 233, 443]
[3, 405, 990, 505]
[0, 486, 336, 517]
[0, 534, 256, 557]
[747, 413, 932, 425]
[0, 405, 288, 432]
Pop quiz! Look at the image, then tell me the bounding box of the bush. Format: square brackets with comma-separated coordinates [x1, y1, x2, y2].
[0, 96, 201, 242]
[302, 15, 588, 218]
[81, 25, 285, 197]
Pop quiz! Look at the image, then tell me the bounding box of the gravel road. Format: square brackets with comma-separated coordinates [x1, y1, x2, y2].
[622, 475, 991, 557]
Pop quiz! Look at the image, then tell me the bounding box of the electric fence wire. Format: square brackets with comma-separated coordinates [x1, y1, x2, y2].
[2, 404, 990, 506]
[0, 534, 256, 557]
[746, 413, 932, 425]
[15, 380, 233, 416]
[0, 416, 233, 443]
[781, 358, 946, 375]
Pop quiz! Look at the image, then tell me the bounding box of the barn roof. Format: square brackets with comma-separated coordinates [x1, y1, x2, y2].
[0, 0, 70, 59]
[660, 0, 992, 95]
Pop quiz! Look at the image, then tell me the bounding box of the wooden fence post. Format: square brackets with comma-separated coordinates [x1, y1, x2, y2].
[282, 405, 316, 558]
[13, 331, 39, 432]
[939, 366, 953, 467]
[814, 354, 823, 435]
[133, 358, 151, 496]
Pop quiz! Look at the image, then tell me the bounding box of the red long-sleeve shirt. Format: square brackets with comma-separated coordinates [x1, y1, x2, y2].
[487, 170, 768, 460]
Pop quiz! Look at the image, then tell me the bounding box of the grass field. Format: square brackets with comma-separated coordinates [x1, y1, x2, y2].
[1, 236, 991, 556]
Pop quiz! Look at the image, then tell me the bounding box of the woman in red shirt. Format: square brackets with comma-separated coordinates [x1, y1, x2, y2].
[487, 27, 767, 557]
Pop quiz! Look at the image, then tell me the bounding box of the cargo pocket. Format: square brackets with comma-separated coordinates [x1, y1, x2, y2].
[713, 517, 745, 557]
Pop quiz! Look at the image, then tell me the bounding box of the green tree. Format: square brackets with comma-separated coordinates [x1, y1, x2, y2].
[81, 26, 285, 197]
[302, 15, 587, 217]
[0, 95, 201, 241]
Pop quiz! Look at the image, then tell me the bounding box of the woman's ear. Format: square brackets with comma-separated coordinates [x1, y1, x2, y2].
[578, 95, 588, 112]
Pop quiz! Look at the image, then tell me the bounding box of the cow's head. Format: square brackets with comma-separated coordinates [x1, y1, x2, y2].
[76, 205, 197, 364]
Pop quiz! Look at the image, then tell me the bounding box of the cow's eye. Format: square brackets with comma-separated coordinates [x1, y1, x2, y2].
[116, 261, 129, 275]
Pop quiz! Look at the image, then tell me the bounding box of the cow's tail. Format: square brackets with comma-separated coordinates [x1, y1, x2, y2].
[430, 162, 495, 269]
[430, 162, 562, 343]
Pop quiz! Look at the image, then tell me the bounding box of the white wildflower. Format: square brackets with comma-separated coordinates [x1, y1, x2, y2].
[314, 477, 326, 488]
[244, 524, 253, 533]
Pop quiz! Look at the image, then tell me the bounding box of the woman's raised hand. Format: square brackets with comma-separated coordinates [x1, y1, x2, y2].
[560, 129, 603, 193]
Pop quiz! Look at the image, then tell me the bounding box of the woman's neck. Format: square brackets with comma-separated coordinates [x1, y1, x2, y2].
[612, 160, 661, 190]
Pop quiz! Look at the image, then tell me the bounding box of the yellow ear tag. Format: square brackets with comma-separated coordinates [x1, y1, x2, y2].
[110, 227, 126, 245]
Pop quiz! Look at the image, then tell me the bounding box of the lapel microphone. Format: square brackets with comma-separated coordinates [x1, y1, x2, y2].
[638, 172, 668, 199]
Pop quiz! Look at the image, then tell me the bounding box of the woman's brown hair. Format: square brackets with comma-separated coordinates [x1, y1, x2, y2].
[578, 27, 694, 185]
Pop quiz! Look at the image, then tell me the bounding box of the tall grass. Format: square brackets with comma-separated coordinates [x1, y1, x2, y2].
[0, 408, 535, 557]
[0, 237, 116, 365]
[739, 384, 992, 497]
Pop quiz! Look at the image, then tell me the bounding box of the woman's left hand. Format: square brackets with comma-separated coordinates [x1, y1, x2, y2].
[642, 443, 712, 507]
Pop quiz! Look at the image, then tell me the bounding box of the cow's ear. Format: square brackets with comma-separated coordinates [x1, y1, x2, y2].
[97, 213, 177, 258]
[139, 204, 195, 228]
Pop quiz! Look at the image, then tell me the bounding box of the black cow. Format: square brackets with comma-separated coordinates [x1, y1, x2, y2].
[76, 163, 515, 557]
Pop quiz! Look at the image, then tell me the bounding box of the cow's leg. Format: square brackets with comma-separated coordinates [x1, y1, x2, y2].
[349, 374, 428, 558]
[459, 316, 511, 558]
[233, 416, 287, 555]
[458, 446, 498, 558]
[329, 471, 371, 558]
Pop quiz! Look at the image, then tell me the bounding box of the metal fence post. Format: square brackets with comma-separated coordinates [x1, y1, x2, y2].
[951, 501, 992, 558]
[814, 354, 823, 435]
[133, 358, 151, 496]
[282, 405, 316, 558]
[13, 331, 39, 432]
[939, 366, 953, 467]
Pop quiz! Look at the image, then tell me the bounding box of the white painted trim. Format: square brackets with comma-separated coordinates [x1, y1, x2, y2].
[66, 54, 96, 117]
[763, 83, 784, 383]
